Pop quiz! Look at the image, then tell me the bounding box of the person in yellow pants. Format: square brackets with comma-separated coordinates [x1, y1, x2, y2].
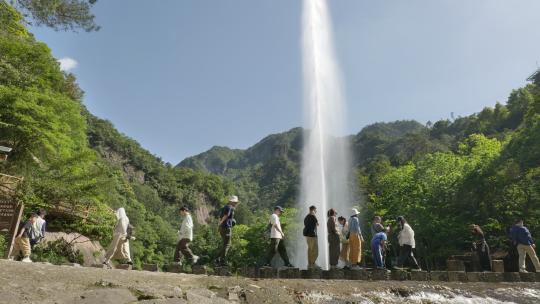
[348, 208, 364, 270]
[9, 214, 38, 262]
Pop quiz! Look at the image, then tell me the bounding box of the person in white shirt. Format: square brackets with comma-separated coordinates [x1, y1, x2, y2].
[396, 216, 421, 269]
[174, 206, 199, 265]
[265, 206, 293, 267]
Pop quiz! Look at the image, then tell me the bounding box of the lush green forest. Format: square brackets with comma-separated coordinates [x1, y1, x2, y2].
[2, 0, 540, 269]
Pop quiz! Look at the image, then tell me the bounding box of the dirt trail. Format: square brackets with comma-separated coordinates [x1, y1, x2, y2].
[1, 260, 540, 304]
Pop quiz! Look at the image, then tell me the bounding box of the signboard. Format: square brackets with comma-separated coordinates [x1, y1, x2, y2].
[0, 197, 23, 258]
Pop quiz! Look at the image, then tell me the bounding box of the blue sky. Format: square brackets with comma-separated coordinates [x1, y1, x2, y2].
[30, 0, 540, 164]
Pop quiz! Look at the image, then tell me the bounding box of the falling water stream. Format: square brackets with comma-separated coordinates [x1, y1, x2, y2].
[297, 0, 354, 270]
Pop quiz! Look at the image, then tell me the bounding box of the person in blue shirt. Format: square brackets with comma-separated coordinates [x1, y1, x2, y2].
[371, 231, 388, 269]
[511, 219, 540, 273]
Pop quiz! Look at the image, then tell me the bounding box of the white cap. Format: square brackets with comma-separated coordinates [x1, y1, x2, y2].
[351, 208, 360, 215]
[228, 195, 239, 203]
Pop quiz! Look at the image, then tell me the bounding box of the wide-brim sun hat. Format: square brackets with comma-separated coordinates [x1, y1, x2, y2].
[228, 195, 239, 203]
[351, 208, 360, 215]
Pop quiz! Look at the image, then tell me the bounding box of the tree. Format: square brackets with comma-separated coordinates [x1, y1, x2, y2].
[9, 0, 99, 32]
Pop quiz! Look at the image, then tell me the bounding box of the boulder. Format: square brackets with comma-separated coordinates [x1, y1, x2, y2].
[43, 232, 105, 267]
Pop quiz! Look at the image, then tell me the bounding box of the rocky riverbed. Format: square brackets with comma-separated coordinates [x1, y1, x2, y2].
[1, 260, 540, 304]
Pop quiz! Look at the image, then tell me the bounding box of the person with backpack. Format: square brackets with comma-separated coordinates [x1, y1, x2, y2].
[396, 216, 421, 270]
[348, 208, 364, 270]
[216, 195, 239, 266]
[511, 219, 540, 273]
[265, 206, 293, 267]
[8, 213, 38, 262]
[327, 209, 340, 269]
[303, 205, 320, 269]
[174, 206, 199, 265]
[103, 208, 133, 268]
[30, 209, 47, 248]
[470, 224, 492, 271]
[372, 230, 388, 269]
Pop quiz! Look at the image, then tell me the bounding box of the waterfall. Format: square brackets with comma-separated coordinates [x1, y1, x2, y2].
[296, 0, 354, 270]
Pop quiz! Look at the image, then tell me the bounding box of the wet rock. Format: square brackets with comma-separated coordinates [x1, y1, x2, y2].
[520, 272, 536, 282]
[73, 288, 137, 304]
[409, 270, 428, 281]
[322, 269, 345, 280]
[192, 265, 208, 275]
[279, 267, 300, 279]
[143, 264, 159, 272]
[371, 269, 390, 281]
[301, 269, 322, 279]
[447, 271, 467, 282]
[446, 259, 465, 272]
[482, 272, 504, 283]
[259, 266, 277, 278]
[503, 272, 521, 282]
[429, 271, 448, 281]
[391, 269, 409, 281]
[345, 269, 369, 280]
[466, 272, 482, 282]
[492, 260, 504, 272]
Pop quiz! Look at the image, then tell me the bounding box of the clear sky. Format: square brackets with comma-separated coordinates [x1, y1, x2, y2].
[30, 0, 540, 164]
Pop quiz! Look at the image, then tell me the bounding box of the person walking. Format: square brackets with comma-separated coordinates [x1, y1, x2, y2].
[327, 209, 340, 269]
[174, 206, 199, 265]
[396, 216, 420, 270]
[348, 208, 364, 270]
[303, 205, 319, 269]
[265, 206, 293, 267]
[103, 208, 133, 268]
[30, 209, 47, 248]
[371, 230, 388, 269]
[470, 224, 491, 271]
[9, 213, 38, 262]
[216, 195, 239, 266]
[338, 216, 350, 267]
[511, 219, 540, 273]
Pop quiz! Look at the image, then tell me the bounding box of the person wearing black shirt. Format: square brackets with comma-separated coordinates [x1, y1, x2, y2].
[215, 195, 239, 266]
[303, 205, 319, 269]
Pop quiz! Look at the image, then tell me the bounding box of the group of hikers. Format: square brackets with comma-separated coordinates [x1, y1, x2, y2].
[7, 195, 540, 274]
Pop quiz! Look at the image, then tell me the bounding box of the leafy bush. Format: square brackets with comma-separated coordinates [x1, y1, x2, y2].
[31, 239, 84, 265]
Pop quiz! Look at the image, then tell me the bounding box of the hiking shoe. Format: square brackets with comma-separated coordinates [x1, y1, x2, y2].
[103, 261, 112, 269]
[22, 257, 32, 263]
[126, 261, 134, 266]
